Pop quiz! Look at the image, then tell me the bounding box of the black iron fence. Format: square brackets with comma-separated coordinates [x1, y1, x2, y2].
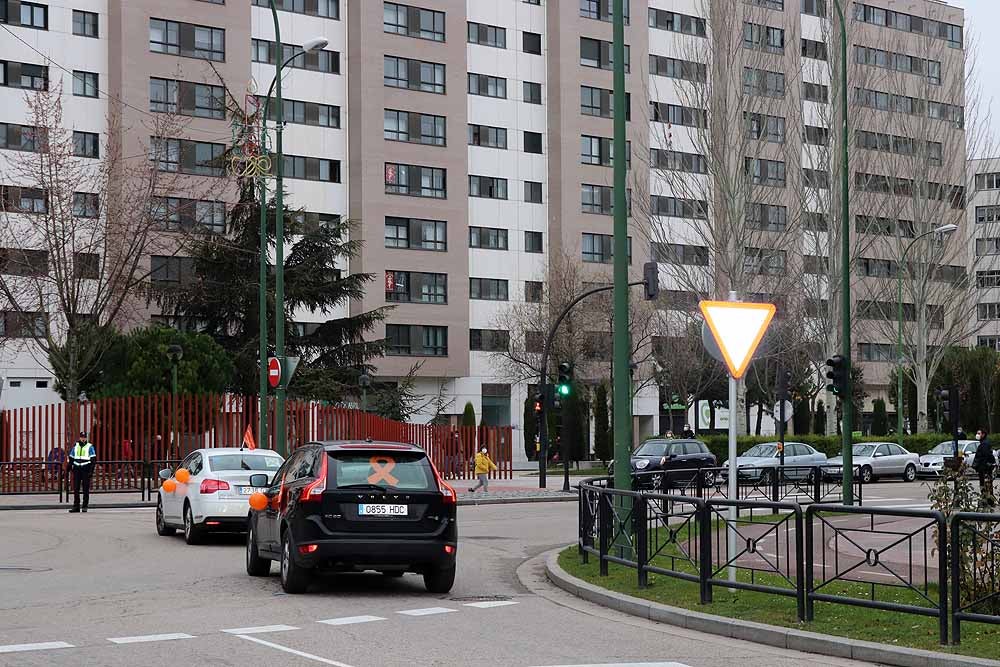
[578, 476, 1000, 646]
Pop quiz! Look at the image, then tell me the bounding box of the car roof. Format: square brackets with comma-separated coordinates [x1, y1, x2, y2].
[642, 438, 704, 444]
[310, 440, 427, 453]
[193, 447, 282, 455]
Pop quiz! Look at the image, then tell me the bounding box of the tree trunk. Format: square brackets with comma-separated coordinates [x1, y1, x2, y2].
[754, 401, 763, 435]
[737, 379, 748, 435]
[825, 389, 837, 435]
[916, 364, 930, 432]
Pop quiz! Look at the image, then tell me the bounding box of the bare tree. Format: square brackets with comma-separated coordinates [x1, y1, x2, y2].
[651, 312, 725, 431]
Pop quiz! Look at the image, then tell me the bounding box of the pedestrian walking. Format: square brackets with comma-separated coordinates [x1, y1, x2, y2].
[68, 431, 96, 513]
[971, 429, 996, 507]
[44, 445, 65, 487]
[468, 447, 498, 494]
[957, 426, 967, 440]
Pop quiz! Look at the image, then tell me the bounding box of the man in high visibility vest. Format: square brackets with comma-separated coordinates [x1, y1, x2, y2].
[68, 431, 96, 513]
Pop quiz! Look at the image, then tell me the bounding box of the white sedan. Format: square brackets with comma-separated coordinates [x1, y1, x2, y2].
[156, 448, 284, 544]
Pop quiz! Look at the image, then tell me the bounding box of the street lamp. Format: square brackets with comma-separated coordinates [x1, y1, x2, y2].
[258, 0, 328, 458]
[895, 223, 958, 445]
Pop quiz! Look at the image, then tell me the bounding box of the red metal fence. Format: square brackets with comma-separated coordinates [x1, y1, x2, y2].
[1, 394, 512, 494]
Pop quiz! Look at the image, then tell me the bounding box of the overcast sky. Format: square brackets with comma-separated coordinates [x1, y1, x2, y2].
[946, 0, 998, 149]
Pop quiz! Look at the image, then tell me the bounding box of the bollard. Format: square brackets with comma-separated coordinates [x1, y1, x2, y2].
[635, 495, 648, 588]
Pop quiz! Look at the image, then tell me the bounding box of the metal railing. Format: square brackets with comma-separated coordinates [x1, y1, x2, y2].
[577, 477, 1000, 645]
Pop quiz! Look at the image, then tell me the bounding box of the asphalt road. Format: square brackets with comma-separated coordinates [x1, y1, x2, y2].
[0, 485, 938, 667]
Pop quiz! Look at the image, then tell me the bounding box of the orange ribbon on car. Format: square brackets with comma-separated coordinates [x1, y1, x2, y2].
[368, 456, 399, 485]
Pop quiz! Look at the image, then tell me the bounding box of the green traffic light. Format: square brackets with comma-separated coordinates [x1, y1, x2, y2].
[557, 384, 570, 396]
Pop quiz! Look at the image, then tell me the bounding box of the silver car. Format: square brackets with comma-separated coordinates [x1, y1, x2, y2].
[156, 447, 284, 544]
[827, 442, 920, 484]
[918, 440, 980, 478]
[721, 442, 828, 484]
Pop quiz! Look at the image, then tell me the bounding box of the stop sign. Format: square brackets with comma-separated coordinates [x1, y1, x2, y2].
[267, 357, 281, 388]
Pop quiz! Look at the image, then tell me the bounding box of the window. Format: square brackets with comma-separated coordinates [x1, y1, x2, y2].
[650, 196, 708, 219]
[652, 243, 709, 266]
[72, 10, 98, 37]
[801, 0, 826, 17]
[976, 238, 1000, 257]
[385, 163, 447, 198]
[150, 19, 225, 62]
[581, 135, 630, 168]
[580, 37, 629, 72]
[152, 197, 226, 234]
[0, 311, 46, 338]
[386, 324, 411, 355]
[977, 271, 1000, 289]
[856, 215, 914, 238]
[523, 131, 543, 154]
[804, 212, 828, 231]
[383, 2, 445, 42]
[253, 39, 339, 73]
[385, 271, 448, 304]
[582, 233, 630, 264]
[745, 158, 786, 187]
[260, 96, 340, 128]
[649, 55, 707, 83]
[19, 2, 47, 29]
[279, 155, 341, 182]
[523, 81, 542, 104]
[150, 255, 196, 284]
[150, 138, 226, 177]
[423, 326, 447, 356]
[150, 79, 225, 119]
[581, 184, 613, 215]
[470, 277, 509, 301]
[744, 248, 787, 275]
[468, 22, 506, 48]
[650, 103, 706, 128]
[976, 173, 1000, 190]
[8, 63, 48, 90]
[801, 38, 827, 60]
[582, 0, 629, 23]
[469, 227, 508, 250]
[745, 112, 786, 143]
[0, 124, 44, 152]
[977, 206, 1000, 224]
[651, 149, 707, 174]
[742, 67, 785, 98]
[469, 175, 508, 199]
[648, 8, 706, 37]
[523, 31, 542, 54]
[525, 281, 543, 303]
[803, 168, 829, 189]
[468, 124, 507, 149]
[524, 181, 543, 203]
[253, 0, 339, 18]
[743, 22, 784, 53]
[581, 86, 630, 120]
[1, 186, 45, 213]
[746, 203, 788, 231]
[749, 0, 783, 8]
[0, 248, 48, 276]
[470, 329, 510, 352]
[802, 82, 828, 103]
[72, 192, 99, 218]
[855, 45, 941, 85]
[385, 110, 446, 146]
[980, 304, 1000, 321]
[468, 73, 506, 98]
[72, 71, 98, 98]
[854, 3, 962, 49]
[525, 231, 543, 253]
[149, 78, 177, 113]
[804, 125, 829, 146]
[384, 217, 446, 251]
[979, 335, 1000, 348]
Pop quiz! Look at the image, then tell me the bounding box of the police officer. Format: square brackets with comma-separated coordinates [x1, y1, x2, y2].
[68, 431, 96, 513]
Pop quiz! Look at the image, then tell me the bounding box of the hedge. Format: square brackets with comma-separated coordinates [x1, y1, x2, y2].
[692, 433, 955, 463]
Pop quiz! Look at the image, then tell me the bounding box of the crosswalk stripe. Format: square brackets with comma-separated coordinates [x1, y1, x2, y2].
[463, 600, 520, 609]
[396, 607, 457, 616]
[317, 615, 386, 626]
[107, 633, 195, 644]
[222, 625, 299, 635]
[0, 642, 74, 654]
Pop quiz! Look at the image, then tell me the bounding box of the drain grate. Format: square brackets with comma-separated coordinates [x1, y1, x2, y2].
[449, 595, 512, 602]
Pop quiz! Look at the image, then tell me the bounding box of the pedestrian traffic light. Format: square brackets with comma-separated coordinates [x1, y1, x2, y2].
[557, 362, 573, 397]
[776, 369, 791, 401]
[643, 261, 659, 301]
[935, 387, 959, 428]
[825, 355, 848, 396]
[533, 393, 544, 415]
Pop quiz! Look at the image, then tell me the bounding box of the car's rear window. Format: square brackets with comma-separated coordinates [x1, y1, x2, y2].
[328, 452, 436, 491]
[635, 441, 668, 456]
[209, 453, 283, 471]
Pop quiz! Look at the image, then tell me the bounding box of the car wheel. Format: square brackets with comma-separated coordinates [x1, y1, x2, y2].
[860, 466, 874, 484]
[903, 464, 917, 483]
[155, 497, 175, 537]
[423, 563, 456, 594]
[183, 503, 203, 545]
[280, 532, 310, 594]
[246, 523, 271, 577]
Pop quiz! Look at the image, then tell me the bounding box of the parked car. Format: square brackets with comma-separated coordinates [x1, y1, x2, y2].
[608, 439, 717, 488]
[825, 442, 920, 483]
[720, 442, 827, 484]
[246, 440, 457, 594]
[156, 447, 285, 544]
[917, 440, 981, 478]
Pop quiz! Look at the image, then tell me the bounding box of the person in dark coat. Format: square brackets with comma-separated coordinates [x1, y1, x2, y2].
[681, 424, 695, 439]
[972, 429, 996, 507]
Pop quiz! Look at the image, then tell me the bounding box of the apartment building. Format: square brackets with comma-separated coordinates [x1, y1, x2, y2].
[969, 157, 1000, 348]
[0, 0, 969, 447]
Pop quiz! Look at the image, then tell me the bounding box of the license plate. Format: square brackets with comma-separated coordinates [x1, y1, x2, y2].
[358, 504, 407, 516]
[239, 486, 263, 495]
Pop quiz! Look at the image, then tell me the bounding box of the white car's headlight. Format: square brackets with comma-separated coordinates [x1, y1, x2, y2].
[635, 459, 649, 470]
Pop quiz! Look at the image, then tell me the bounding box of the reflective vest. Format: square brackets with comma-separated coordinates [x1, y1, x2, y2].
[70, 442, 95, 467]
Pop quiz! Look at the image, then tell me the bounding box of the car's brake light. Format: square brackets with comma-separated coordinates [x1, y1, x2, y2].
[300, 454, 328, 502]
[430, 460, 457, 505]
[199, 479, 230, 494]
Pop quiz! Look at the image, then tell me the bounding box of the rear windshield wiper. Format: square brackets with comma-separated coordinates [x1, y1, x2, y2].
[337, 483, 395, 493]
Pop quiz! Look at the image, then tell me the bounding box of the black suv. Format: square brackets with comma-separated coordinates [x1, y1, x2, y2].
[609, 439, 718, 488]
[246, 440, 458, 594]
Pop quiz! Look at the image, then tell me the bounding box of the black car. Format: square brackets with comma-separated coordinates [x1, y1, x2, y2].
[246, 440, 458, 594]
[608, 439, 718, 488]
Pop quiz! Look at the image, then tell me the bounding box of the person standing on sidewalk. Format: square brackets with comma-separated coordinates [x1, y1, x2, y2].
[468, 447, 497, 494]
[68, 432, 96, 513]
[972, 429, 996, 507]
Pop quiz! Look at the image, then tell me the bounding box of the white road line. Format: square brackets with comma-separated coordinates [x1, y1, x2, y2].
[865, 504, 930, 509]
[396, 606, 457, 616]
[237, 635, 356, 667]
[222, 625, 299, 635]
[463, 600, 520, 609]
[0, 642, 74, 654]
[107, 633, 195, 644]
[317, 615, 386, 626]
[531, 663, 693, 667]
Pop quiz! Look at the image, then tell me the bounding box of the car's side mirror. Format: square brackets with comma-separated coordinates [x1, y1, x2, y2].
[669, 453, 678, 460]
[874, 452, 885, 458]
[158, 468, 172, 480]
[249, 473, 270, 488]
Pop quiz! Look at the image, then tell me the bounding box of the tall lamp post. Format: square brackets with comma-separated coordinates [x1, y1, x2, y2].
[259, 1, 327, 457]
[895, 224, 958, 444]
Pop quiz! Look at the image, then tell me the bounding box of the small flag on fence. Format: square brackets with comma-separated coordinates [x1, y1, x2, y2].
[242, 423, 257, 450]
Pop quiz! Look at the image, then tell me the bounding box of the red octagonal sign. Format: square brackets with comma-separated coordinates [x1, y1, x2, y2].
[268, 357, 281, 388]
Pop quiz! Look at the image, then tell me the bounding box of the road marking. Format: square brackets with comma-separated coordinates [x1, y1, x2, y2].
[463, 600, 520, 609]
[0, 642, 74, 654]
[237, 635, 355, 666]
[317, 615, 386, 626]
[222, 625, 299, 635]
[531, 663, 693, 667]
[865, 504, 930, 509]
[107, 633, 195, 644]
[396, 606, 457, 616]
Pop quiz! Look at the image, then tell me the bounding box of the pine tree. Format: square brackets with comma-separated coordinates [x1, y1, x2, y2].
[871, 398, 888, 435]
[813, 401, 827, 435]
[593, 385, 612, 464]
[523, 397, 537, 460]
[461, 402, 477, 427]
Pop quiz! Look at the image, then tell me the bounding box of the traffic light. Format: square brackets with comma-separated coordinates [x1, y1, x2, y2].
[935, 386, 959, 428]
[557, 362, 573, 397]
[643, 261, 659, 301]
[776, 369, 791, 401]
[532, 393, 544, 416]
[825, 355, 848, 396]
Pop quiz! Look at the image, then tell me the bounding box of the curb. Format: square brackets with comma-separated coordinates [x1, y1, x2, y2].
[458, 493, 577, 506]
[0, 502, 156, 511]
[544, 547, 1000, 667]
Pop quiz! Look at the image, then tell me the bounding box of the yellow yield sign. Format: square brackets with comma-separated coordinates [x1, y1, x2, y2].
[699, 300, 776, 380]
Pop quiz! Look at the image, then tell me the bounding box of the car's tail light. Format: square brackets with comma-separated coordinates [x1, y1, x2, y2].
[430, 460, 457, 505]
[444, 545, 455, 554]
[200, 478, 230, 494]
[300, 454, 328, 502]
[298, 544, 319, 555]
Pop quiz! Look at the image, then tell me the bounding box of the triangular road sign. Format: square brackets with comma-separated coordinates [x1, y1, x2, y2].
[699, 301, 776, 379]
